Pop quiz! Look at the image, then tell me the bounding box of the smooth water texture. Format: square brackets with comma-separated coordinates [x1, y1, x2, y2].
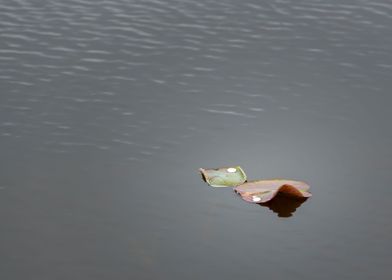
[1, 0, 392, 279]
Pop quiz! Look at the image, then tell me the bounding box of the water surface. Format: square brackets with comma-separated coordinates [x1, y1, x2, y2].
[1, 0, 392, 279]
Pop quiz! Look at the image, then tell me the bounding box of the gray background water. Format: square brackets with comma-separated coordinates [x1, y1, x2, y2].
[1, 0, 391, 279]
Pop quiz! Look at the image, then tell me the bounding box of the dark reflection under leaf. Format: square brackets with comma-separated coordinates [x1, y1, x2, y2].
[259, 193, 308, 218]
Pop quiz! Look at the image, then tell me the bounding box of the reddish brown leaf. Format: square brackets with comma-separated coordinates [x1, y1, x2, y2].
[234, 179, 311, 203]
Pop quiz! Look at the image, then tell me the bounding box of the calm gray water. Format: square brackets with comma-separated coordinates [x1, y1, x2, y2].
[1, 0, 392, 279]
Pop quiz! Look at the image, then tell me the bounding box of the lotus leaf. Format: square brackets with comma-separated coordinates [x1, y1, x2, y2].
[234, 179, 311, 203]
[199, 166, 247, 187]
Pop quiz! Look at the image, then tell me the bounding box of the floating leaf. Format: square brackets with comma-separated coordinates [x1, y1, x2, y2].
[234, 179, 311, 203]
[199, 166, 247, 187]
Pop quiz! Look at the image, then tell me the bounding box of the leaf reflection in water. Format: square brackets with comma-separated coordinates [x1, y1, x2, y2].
[258, 193, 308, 218]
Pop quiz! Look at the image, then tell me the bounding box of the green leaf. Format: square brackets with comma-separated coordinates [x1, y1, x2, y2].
[199, 166, 247, 187]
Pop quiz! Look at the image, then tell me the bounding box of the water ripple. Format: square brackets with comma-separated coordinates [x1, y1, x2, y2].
[0, 0, 391, 158]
